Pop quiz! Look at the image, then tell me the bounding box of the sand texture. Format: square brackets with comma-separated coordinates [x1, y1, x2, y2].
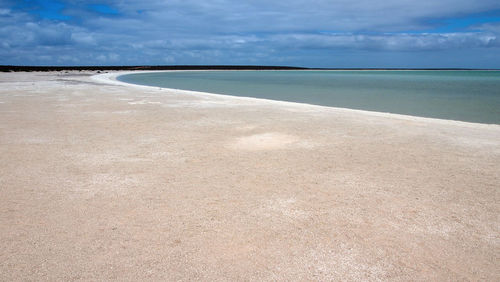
[1, 71, 499, 281]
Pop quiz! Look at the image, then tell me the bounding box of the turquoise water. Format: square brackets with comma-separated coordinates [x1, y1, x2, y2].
[118, 70, 500, 124]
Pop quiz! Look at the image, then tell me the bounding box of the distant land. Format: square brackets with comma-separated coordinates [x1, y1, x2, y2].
[1, 65, 305, 72]
[1, 65, 499, 72]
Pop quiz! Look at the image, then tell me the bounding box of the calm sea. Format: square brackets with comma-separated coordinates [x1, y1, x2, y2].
[118, 70, 500, 124]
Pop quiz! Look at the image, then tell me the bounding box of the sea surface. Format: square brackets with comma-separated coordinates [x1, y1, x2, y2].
[118, 70, 500, 124]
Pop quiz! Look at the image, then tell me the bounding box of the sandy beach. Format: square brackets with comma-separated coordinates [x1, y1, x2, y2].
[1, 71, 499, 280]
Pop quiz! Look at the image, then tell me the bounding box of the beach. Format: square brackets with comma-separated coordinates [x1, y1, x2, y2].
[1, 71, 499, 280]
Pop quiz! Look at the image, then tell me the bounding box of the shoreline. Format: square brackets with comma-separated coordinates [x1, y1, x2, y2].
[1, 70, 499, 280]
[96, 70, 500, 128]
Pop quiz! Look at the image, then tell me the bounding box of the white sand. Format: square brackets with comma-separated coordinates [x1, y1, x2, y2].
[1, 70, 499, 280]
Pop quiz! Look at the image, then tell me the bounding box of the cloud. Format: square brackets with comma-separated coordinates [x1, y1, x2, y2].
[71, 32, 96, 45]
[1, 0, 500, 67]
[269, 32, 500, 51]
[103, 0, 500, 33]
[0, 8, 10, 16]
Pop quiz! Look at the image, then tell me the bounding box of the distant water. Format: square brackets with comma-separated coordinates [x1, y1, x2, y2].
[118, 70, 500, 124]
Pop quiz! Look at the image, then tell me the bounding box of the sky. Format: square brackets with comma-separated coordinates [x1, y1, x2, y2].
[1, 0, 500, 68]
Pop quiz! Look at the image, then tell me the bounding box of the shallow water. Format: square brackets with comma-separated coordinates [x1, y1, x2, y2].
[118, 70, 500, 124]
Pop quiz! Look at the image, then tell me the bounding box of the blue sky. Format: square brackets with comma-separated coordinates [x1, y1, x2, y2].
[1, 0, 500, 68]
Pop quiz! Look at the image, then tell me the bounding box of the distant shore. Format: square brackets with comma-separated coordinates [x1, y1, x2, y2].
[2, 65, 499, 72]
[0, 65, 306, 72]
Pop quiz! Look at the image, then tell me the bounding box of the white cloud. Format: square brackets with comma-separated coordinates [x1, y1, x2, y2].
[268, 32, 500, 51]
[71, 32, 96, 45]
[104, 0, 500, 33]
[0, 8, 10, 16]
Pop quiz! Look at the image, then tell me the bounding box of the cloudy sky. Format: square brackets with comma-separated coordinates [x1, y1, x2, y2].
[1, 0, 500, 68]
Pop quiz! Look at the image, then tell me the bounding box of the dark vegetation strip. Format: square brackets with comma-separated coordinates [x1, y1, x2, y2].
[0, 65, 307, 72]
[2, 65, 495, 72]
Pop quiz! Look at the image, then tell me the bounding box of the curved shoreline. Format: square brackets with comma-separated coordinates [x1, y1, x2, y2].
[93, 70, 500, 129]
[2, 70, 499, 280]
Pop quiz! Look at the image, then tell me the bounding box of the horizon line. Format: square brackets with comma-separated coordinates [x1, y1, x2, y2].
[1, 65, 500, 72]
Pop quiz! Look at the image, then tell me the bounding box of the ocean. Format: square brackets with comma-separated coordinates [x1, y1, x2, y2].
[118, 70, 500, 124]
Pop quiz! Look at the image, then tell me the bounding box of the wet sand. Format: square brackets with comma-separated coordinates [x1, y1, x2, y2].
[1, 71, 499, 280]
